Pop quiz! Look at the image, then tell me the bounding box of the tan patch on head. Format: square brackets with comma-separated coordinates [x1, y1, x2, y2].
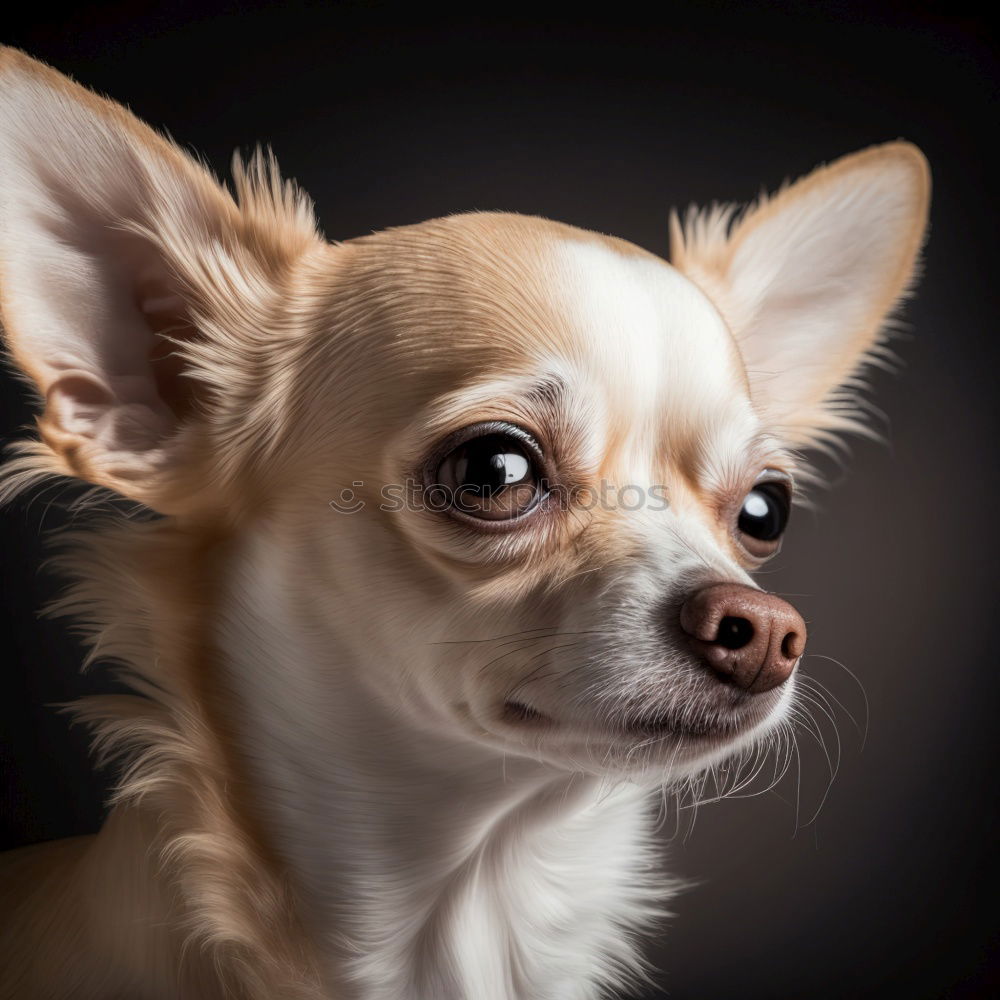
[303, 212, 752, 465]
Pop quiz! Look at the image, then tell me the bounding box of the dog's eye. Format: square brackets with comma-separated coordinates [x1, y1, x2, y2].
[434, 429, 543, 521]
[737, 481, 791, 552]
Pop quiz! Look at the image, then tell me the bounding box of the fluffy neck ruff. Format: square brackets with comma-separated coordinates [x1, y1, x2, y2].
[57, 517, 671, 999]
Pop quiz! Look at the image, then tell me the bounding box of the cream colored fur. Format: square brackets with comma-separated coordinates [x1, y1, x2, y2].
[0, 48, 929, 1000]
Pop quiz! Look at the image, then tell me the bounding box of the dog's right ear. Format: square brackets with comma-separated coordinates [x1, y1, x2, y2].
[671, 143, 929, 449]
[0, 48, 321, 512]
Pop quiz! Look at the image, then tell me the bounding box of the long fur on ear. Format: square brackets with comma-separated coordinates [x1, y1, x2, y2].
[670, 142, 930, 450]
[0, 47, 322, 513]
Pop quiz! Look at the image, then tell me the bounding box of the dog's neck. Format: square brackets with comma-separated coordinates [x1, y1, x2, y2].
[211, 525, 666, 999]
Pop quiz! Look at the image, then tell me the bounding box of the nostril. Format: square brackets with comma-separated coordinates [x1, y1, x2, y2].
[716, 616, 755, 650]
[780, 630, 803, 660]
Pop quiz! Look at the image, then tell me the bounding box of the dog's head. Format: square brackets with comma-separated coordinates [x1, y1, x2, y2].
[0, 49, 929, 780]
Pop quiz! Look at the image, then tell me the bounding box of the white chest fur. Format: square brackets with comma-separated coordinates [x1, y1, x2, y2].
[213, 531, 671, 999]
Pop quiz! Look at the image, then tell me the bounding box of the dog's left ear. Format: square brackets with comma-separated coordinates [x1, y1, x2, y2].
[671, 142, 930, 447]
[0, 48, 322, 512]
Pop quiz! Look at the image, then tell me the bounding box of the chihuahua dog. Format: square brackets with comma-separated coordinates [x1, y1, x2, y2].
[0, 48, 928, 1000]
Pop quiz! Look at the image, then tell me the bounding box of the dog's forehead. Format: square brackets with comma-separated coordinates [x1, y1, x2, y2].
[334, 214, 759, 473]
[343, 213, 748, 401]
[539, 234, 749, 412]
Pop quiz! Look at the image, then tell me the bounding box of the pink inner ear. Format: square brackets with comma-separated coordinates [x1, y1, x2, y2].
[47, 371, 176, 456]
[45, 373, 115, 443]
[138, 279, 203, 421]
[49, 373, 114, 412]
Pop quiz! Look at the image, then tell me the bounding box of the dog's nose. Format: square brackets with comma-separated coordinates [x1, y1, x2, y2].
[679, 583, 806, 693]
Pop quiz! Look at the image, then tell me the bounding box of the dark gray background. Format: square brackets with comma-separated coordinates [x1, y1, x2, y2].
[1, 3, 997, 997]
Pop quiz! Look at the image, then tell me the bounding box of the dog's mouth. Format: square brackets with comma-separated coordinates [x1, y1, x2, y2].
[500, 695, 775, 744]
[502, 700, 551, 725]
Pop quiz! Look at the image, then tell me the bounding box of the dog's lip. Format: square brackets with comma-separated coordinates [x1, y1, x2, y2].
[500, 698, 768, 742]
[502, 700, 552, 725]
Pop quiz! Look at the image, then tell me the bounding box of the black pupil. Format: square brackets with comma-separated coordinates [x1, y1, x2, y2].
[737, 483, 789, 541]
[453, 434, 532, 496]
